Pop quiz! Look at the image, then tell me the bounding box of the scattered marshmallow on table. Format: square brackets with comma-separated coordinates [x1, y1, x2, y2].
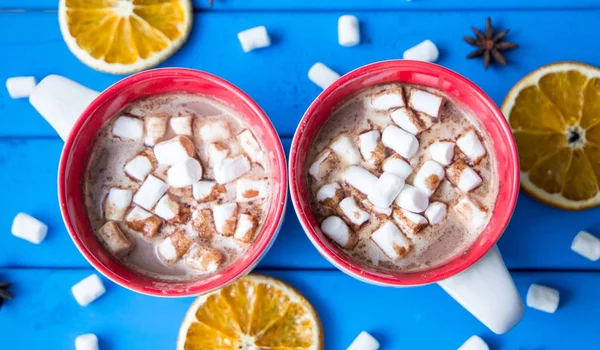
[153, 135, 195, 166]
[112, 116, 143, 141]
[393, 208, 428, 234]
[236, 178, 269, 202]
[446, 160, 482, 192]
[234, 213, 258, 243]
[72, 274, 105, 307]
[382, 156, 412, 179]
[368, 172, 405, 208]
[125, 206, 162, 238]
[370, 87, 405, 111]
[408, 88, 444, 118]
[11, 213, 48, 244]
[457, 335, 489, 350]
[143, 116, 168, 146]
[571, 230, 600, 261]
[6, 76, 37, 98]
[403, 39, 439, 62]
[167, 157, 203, 188]
[104, 187, 133, 221]
[214, 155, 252, 184]
[346, 331, 380, 350]
[170, 115, 192, 135]
[339, 197, 370, 227]
[97, 221, 132, 256]
[212, 203, 238, 236]
[186, 245, 225, 272]
[124, 151, 154, 182]
[158, 229, 192, 263]
[338, 15, 360, 47]
[344, 166, 378, 196]
[454, 196, 487, 229]
[238, 25, 271, 52]
[382, 125, 419, 158]
[372, 221, 412, 260]
[330, 134, 362, 165]
[395, 184, 429, 213]
[199, 121, 232, 144]
[308, 62, 341, 90]
[359, 130, 385, 166]
[390, 107, 426, 135]
[133, 175, 168, 210]
[321, 216, 357, 249]
[75, 333, 99, 350]
[424, 202, 447, 225]
[526, 283, 560, 313]
[457, 129, 486, 164]
[428, 141, 455, 166]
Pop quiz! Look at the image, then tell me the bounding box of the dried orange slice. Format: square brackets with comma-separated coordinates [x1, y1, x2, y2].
[502, 61, 600, 209]
[59, 0, 192, 74]
[177, 274, 323, 350]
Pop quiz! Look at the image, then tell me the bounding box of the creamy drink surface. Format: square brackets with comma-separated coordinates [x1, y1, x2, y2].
[84, 92, 271, 281]
[306, 83, 498, 272]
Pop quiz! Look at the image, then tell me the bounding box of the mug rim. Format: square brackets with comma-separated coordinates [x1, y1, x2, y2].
[289, 60, 520, 286]
[58, 68, 288, 296]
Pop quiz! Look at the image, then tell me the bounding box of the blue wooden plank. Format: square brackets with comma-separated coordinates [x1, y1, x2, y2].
[3, 10, 600, 137]
[0, 268, 599, 349]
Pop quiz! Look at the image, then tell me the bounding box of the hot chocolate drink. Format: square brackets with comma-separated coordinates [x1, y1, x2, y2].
[306, 83, 498, 272]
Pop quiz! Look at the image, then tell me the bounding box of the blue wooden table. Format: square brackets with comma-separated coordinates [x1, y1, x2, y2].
[2, 1, 600, 348]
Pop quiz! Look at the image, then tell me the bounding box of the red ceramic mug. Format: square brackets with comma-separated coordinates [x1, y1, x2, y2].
[289, 60, 523, 334]
[30, 69, 287, 296]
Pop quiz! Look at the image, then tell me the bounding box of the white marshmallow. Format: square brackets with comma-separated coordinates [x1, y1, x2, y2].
[392, 208, 428, 235]
[345, 166, 378, 195]
[455, 196, 487, 229]
[358, 130, 384, 165]
[390, 107, 424, 135]
[236, 178, 269, 202]
[133, 175, 168, 210]
[75, 333, 99, 350]
[428, 141, 455, 166]
[308, 62, 341, 90]
[6, 76, 36, 98]
[317, 182, 342, 202]
[208, 142, 230, 168]
[347, 331, 380, 350]
[339, 197, 370, 226]
[125, 206, 162, 238]
[330, 134, 362, 165]
[382, 125, 419, 159]
[144, 116, 168, 146]
[368, 172, 405, 208]
[214, 155, 251, 184]
[11, 213, 48, 244]
[104, 188, 133, 221]
[571, 231, 600, 261]
[153, 135, 195, 166]
[124, 153, 153, 182]
[370, 88, 405, 111]
[403, 39, 439, 62]
[395, 184, 429, 213]
[199, 120, 232, 144]
[382, 156, 412, 179]
[320, 216, 356, 249]
[71, 274, 105, 307]
[457, 129, 487, 164]
[372, 221, 412, 261]
[112, 116, 143, 140]
[309, 150, 332, 182]
[457, 335, 489, 350]
[170, 115, 192, 135]
[212, 203, 238, 236]
[158, 229, 192, 263]
[338, 15, 360, 47]
[167, 157, 203, 188]
[413, 160, 445, 196]
[238, 129, 265, 165]
[234, 213, 258, 243]
[526, 284, 560, 313]
[192, 181, 221, 202]
[154, 195, 179, 220]
[424, 202, 447, 225]
[409, 89, 443, 118]
[362, 199, 393, 217]
[97, 221, 132, 255]
[238, 25, 271, 52]
[447, 161, 482, 192]
[186, 246, 224, 272]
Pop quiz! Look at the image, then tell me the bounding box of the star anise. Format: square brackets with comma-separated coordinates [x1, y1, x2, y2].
[0, 281, 13, 310]
[463, 17, 518, 69]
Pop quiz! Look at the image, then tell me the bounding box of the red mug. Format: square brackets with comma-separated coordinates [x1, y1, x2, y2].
[289, 60, 523, 334]
[30, 69, 287, 296]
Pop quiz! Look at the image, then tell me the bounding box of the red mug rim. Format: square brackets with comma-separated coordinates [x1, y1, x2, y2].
[289, 60, 519, 286]
[58, 68, 288, 296]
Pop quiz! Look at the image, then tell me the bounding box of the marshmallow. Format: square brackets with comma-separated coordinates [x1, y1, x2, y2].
[128, 107, 145, 117]
[382, 156, 412, 179]
[186, 245, 225, 272]
[199, 120, 232, 144]
[125, 206, 162, 238]
[413, 160, 445, 196]
[237, 25, 271, 52]
[170, 115, 192, 135]
[428, 141, 455, 166]
[6, 76, 36, 98]
[309, 150, 335, 182]
[124, 150, 155, 182]
[424, 202, 447, 225]
[214, 155, 251, 184]
[191, 208, 216, 238]
[457, 129, 487, 164]
[75, 333, 99, 350]
[104, 188, 133, 221]
[382, 125, 419, 159]
[395, 184, 429, 213]
[144, 116, 168, 146]
[236, 178, 269, 202]
[154, 194, 180, 221]
[320, 216, 357, 249]
[403, 39, 439, 62]
[97, 221, 132, 255]
[234, 213, 258, 243]
[330, 134, 362, 165]
[208, 142, 230, 168]
[339, 197, 370, 227]
[408, 89, 444, 118]
[362, 199, 393, 217]
[390, 107, 427, 135]
[238, 129, 265, 166]
[338, 15, 360, 47]
[372, 221, 412, 260]
[370, 88, 405, 111]
[457, 335, 489, 350]
[347, 331, 380, 350]
[158, 229, 192, 264]
[167, 157, 203, 188]
[446, 160, 482, 192]
[71, 274, 105, 307]
[192, 181, 225, 202]
[133, 175, 168, 210]
[153, 135, 195, 166]
[317, 182, 343, 203]
[344, 166, 378, 195]
[526, 284, 560, 313]
[11, 213, 48, 244]
[368, 172, 405, 208]
[112, 116, 144, 140]
[308, 62, 341, 90]
[392, 208, 428, 235]
[358, 130, 385, 166]
[454, 196, 488, 229]
[571, 231, 600, 261]
[212, 203, 238, 236]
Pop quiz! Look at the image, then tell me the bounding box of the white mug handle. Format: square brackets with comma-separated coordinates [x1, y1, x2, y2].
[437, 245, 524, 334]
[29, 75, 100, 141]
